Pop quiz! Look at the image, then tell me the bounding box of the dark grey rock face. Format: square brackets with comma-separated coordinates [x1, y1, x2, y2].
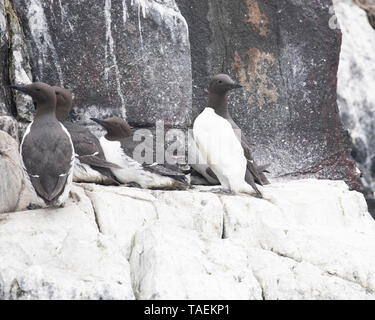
[176, 0, 359, 189]
[11, 0, 192, 128]
[0, 0, 10, 116]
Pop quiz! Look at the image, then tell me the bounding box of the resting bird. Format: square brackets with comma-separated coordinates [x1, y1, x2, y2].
[91, 116, 190, 190]
[53, 86, 120, 185]
[193, 74, 270, 197]
[9, 82, 74, 207]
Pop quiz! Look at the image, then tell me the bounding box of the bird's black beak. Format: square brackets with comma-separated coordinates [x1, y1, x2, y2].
[231, 82, 243, 90]
[91, 117, 107, 128]
[8, 84, 28, 93]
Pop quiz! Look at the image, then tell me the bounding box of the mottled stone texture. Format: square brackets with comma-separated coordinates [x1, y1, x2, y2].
[0, 131, 23, 214]
[177, 0, 359, 189]
[11, 0, 192, 127]
[0, 0, 10, 115]
[334, 0, 375, 216]
[1, 180, 375, 299]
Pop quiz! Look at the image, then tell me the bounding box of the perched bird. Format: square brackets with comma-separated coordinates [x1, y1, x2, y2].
[91, 116, 189, 190]
[53, 86, 120, 185]
[9, 82, 74, 207]
[193, 74, 270, 197]
[188, 130, 220, 185]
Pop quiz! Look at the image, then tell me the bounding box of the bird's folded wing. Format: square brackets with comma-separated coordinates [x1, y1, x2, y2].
[143, 163, 188, 183]
[77, 154, 123, 169]
[30, 174, 68, 201]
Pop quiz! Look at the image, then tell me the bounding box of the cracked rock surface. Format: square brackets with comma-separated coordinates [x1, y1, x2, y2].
[334, 0, 375, 216]
[0, 179, 374, 300]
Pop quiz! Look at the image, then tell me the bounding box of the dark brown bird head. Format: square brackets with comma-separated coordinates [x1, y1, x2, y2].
[91, 116, 132, 141]
[208, 74, 243, 95]
[9, 82, 57, 109]
[53, 86, 72, 121]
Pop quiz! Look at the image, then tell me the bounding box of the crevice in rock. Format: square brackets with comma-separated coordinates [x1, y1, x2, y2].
[248, 268, 266, 300]
[266, 246, 302, 264]
[217, 195, 227, 239]
[13, 174, 26, 212]
[338, 195, 345, 216]
[82, 188, 103, 234]
[324, 269, 374, 294]
[261, 244, 373, 294]
[92, 205, 103, 234]
[84, 184, 156, 203]
[148, 195, 160, 220]
[127, 233, 140, 300]
[221, 213, 225, 240]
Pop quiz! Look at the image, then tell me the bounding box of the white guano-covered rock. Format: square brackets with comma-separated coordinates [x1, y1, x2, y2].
[334, 0, 375, 193]
[0, 116, 19, 142]
[0, 185, 134, 300]
[0, 131, 24, 214]
[1, 179, 375, 299]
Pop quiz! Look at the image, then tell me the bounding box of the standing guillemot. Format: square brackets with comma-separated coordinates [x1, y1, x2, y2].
[53, 86, 120, 185]
[91, 116, 190, 190]
[193, 74, 270, 197]
[9, 82, 74, 207]
[188, 130, 220, 186]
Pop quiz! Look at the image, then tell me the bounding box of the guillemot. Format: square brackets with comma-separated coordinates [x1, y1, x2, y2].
[91, 116, 189, 190]
[9, 82, 75, 207]
[53, 86, 120, 185]
[193, 74, 270, 197]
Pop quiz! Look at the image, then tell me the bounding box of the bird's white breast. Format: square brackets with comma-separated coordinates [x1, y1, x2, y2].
[99, 136, 175, 188]
[193, 108, 247, 192]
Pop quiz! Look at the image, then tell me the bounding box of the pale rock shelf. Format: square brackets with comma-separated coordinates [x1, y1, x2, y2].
[0, 179, 374, 300]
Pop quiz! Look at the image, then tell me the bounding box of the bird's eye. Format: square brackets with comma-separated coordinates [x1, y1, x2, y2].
[218, 80, 222, 84]
[36, 89, 41, 92]
[56, 92, 60, 95]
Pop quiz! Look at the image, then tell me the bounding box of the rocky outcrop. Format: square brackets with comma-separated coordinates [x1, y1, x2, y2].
[0, 185, 134, 299]
[333, 0, 375, 215]
[0, 179, 374, 299]
[6, 0, 33, 122]
[0, 131, 30, 214]
[10, 0, 192, 129]
[0, 115, 19, 141]
[176, 0, 358, 189]
[0, 0, 10, 116]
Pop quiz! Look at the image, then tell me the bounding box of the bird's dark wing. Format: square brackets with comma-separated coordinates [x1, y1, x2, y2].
[64, 122, 104, 158]
[119, 127, 189, 184]
[63, 121, 120, 185]
[227, 117, 270, 186]
[77, 154, 122, 169]
[143, 163, 188, 184]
